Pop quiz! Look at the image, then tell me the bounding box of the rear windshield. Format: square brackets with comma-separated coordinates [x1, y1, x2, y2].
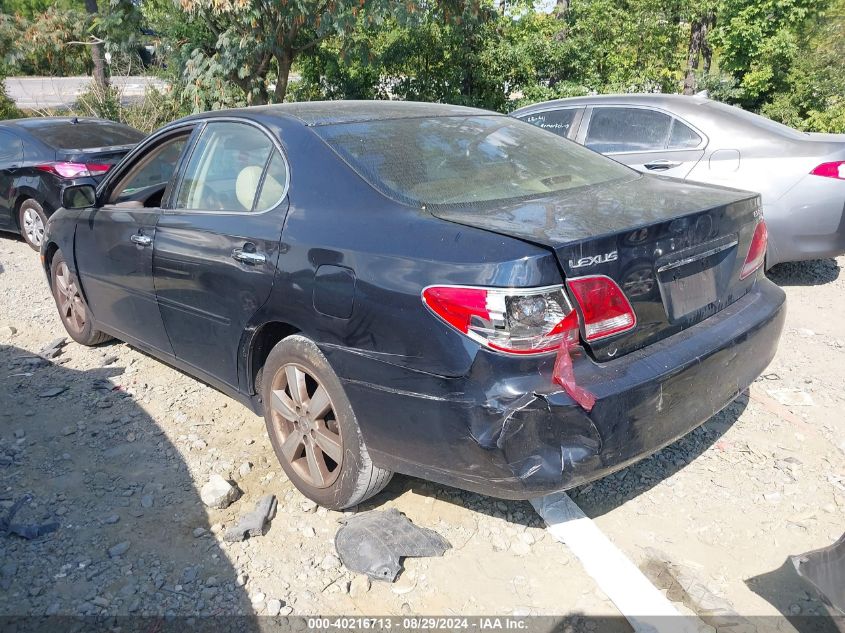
[29, 122, 145, 150]
[703, 101, 808, 139]
[315, 115, 635, 208]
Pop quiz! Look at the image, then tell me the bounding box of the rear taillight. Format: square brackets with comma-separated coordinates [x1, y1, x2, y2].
[810, 161, 845, 180]
[566, 275, 636, 342]
[740, 220, 768, 279]
[36, 162, 112, 179]
[422, 285, 579, 355]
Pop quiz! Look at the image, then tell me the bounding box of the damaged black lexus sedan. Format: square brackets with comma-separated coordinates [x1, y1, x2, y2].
[41, 101, 785, 509]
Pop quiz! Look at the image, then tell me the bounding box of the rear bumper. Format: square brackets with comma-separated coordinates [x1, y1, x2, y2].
[765, 177, 845, 267]
[322, 279, 786, 500]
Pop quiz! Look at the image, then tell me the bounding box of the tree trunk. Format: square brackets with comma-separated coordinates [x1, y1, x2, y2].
[84, 0, 109, 90]
[702, 13, 715, 75]
[555, 0, 570, 20]
[683, 11, 714, 95]
[273, 49, 293, 103]
[553, 0, 570, 42]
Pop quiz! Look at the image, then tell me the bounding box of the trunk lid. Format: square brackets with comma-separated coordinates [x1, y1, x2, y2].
[431, 175, 762, 360]
[56, 145, 135, 182]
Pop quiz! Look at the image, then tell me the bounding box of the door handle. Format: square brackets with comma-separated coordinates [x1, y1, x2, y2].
[130, 234, 152, 247]
[644, 159, 682, 171]
[232, 248, 266, 265]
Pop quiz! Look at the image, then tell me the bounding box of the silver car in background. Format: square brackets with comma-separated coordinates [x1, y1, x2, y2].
[511, 94, 845, 267]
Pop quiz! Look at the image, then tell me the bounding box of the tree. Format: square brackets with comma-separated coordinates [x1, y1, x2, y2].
[179, 0, 420, 105]
[83, 0, 108, 88]
[682, 5, 715, 95]
[710, 0, 820, 109]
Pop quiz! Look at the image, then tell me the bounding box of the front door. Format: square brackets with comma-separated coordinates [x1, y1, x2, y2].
[0, 129, 24, 229]
[154, 120, 290, 388]
[579, 106, 706, 179]
[74, 129, 193, 354]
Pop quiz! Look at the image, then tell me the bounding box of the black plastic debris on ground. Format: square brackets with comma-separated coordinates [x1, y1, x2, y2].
[1, 494, 59, 540]
[224, 494, 277, 542]
[334, 508, 450, 582]
[792, 532, 845, 616]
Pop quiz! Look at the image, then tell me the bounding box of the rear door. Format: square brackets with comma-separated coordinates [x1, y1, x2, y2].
[578, 106, 706, 179]
[74, 126, 195, 355]
[0, 129, 24, 228]
[154, 120, 290, 388]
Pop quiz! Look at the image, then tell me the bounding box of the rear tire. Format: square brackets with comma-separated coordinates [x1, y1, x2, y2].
[50, 251, 112, 346]
[19, 199, 47, 251]
[261, 335, 392, 509]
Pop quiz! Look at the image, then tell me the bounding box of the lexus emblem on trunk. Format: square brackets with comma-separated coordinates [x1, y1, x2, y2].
[569, 251, 619, 269]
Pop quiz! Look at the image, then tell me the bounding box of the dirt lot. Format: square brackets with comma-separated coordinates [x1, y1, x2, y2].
[0, 235, 842, 626]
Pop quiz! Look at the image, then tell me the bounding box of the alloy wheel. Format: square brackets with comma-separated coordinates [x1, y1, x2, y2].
[22, 207, 44, 247]
[269, 363, 343, 488]
[54, 261, 86, 334]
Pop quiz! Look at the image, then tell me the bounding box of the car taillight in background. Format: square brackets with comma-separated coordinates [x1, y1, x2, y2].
[740, 220, 768, 279]
[422, 285, 579, 355]
[566, 275, 637, 342]
[36, 162, 112, 179]
[810, 161, 845, 181]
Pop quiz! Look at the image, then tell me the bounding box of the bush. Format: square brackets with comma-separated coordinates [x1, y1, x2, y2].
[74, 82, 122, 121]
[0, 79, 21, 120]
[72, 80, 187, 134]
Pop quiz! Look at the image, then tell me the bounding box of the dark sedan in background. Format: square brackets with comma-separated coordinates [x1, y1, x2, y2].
[512, 94, 845, 268]
[41, 101, 784, 509]
[0, 117, 145, 249]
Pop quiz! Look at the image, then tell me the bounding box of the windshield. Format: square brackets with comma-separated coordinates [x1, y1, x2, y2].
[703, 100, 808, 139]
[30, 122, 145, 150]
[315, 115, 635, 208]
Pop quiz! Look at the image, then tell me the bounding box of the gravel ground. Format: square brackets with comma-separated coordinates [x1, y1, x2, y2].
[0, 235, 842, 626]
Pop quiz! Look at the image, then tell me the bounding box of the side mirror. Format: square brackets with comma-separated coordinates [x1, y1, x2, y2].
[62, 184, 96, 210]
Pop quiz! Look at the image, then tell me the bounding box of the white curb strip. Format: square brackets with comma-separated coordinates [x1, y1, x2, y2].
[531, 492, 702, 633]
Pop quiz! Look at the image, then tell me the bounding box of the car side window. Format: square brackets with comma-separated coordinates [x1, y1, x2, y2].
[254, 151, 288, 212]
[174, 122, 275, 213]
[0, 130, 23, 165]
[109, 134, 190, 207]
[668, 119, 702, 149]
[585, 107, 672, 153]
[519, 109, 576, 138]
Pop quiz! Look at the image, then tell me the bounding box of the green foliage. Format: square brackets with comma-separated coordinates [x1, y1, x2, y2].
[0, 77, 21, 120]
[72, 81, 188, 133]
[177, 0, 422, 106]
[14, 7, 91, 76]
[711, 0, 822, 109]
[1, 0, 844, 134]
[74, 81, 121, 120]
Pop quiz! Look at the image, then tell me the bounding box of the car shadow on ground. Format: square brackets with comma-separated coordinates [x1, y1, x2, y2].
[767, 259, 841, 286]
[0, 343, 257, 629]
[364, 392, 748, 527]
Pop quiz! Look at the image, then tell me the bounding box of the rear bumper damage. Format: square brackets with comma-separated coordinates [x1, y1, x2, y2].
[321, 279, 786, 500]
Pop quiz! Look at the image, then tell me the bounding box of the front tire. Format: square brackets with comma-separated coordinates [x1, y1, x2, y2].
[262, 335, 392, 509]
[50, 251, 112, 346]
[19, 199, 47, 250]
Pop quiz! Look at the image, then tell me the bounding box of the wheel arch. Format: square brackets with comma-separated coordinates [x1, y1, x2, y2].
[244, 320, 301, 399]
[12, 189, 45, 228]
[42, 241, 60, 282]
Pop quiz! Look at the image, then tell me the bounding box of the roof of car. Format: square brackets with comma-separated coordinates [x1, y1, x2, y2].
[1, 116, 122, 129]
[511, 93, 713, 116]
[191, 100, 497, 127]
